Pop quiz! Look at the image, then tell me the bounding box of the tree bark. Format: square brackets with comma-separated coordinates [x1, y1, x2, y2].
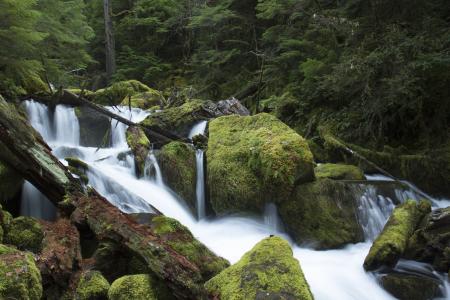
[104, 0, 117, 79]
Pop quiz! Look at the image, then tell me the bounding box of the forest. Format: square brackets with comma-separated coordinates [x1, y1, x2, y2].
[0, 0, 450, 299]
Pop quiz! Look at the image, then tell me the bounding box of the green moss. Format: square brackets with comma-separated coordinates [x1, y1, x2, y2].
[279, 178, 364, 249]
[119, 90, 163, 109]
[315, 163, 365, 180]
[380, 273, 440, 300]
[108, 274, 157, 300]
[142, 99, 212, 136]
[0, 161, 24, 204]
[207, 113, 315, 215]
[0, 244, 43, 300]
[90, 80, 152, 105]
[364, 200, 431, 270]
[5, 216, 44, 253]
[76, 270, 110, 300]
[205, 236, 313, 300]
[66, 157, 88, 170]
[152, 216, 230, 280]
[0, 205, 13, 235]
[307, 139, 329, 162]
[156, 142, 196, 213]
[126, 126, 151, 176]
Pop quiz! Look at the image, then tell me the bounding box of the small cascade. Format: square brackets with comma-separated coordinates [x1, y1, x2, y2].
[107, 107, 149, 148]
[53, 105, 80, 145]
[24, 100, 54, 141]
[263, 202, 283, 233]
[20, 181, 56, 221]
[144, 152, 164, 186]
[189, 120, 208, 219]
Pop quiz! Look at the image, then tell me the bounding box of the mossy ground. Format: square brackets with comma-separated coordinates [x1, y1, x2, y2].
[207, 113, 314, 215]
[364, 200, 431, 270]
[205, 236, 313, 300]
[314, 163, 365, 180]
[0, 244, 43, 300]
[108, 274, 157, 300]
[76, 270, 110, 300]
[5, 216, 44, 253]
[156, 142, 196, 213]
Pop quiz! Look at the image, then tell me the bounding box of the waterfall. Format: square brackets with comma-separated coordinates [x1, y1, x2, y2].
[263, 203, 283, 233]
[20, 181, 56, 221]
[144, 152, 164, 186]
[189, 120, 208, 219]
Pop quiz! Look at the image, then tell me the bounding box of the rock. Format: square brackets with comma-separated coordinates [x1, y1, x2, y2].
[108, 274, 158, 300]
[142, 99, 215, 137]
[364, 200, 431, 271]
[151, 216, 230, 281]
[126, 126, 151, 177]
[5, 216, 44, 253]
[119, 90, 163, 109]
[66, 157, 89, 184]
[307, 139, 329, 163]
[314, 163, 365, 180]
[205, 236, 313, 300]
[207, 113, 315, 215]
[0, 205, 13, 236]
[0, 244, 43, 300]
[156, 142, 196, 213]
[192, 134, 208, 150]
[380, 273, 440, 300]
[0, 161, 24, 204]
[279, 178, 364, 249]
[213, 97, 250, 116]
[404, 206, 450, 272]
[76, 270, 110, 300]
[90, 80, 153, 106]
[75, 106, 111, 147]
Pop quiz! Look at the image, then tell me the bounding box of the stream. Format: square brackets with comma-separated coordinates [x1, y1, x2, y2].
[22, 100, 450, 300]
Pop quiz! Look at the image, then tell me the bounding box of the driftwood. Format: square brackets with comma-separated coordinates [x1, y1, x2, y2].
[0, 97, 207, 299]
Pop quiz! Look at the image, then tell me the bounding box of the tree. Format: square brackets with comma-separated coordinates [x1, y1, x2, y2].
[104, 0, 117, 79]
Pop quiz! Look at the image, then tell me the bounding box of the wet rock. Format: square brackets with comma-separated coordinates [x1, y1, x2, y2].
[364, 200, 431, 271]
[192, 134, 208, 150]
[207, 113, 315, 215]
[205, 236, 313, 300]
[5, 216, 44, 253]
[380, 273, 440, 300]
[213, 97, 250, 116]
[0, 244, 43, 300]
[66, 157, 89, 184]
[279, 178, 364, 249]
[75, 106, 111, 147]
[156, 142, 196, 213]
[0, 161, 23, 204]
[314, 163, 365, 180]
[76, 270, 110, 300]
[125, 126, 151, 177]
[404, 206, 450, 272]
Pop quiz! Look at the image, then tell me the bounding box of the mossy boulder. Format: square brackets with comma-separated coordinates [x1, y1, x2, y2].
[380, 273, 440, 300]
[156, 142, 196, 213]
[108, 274, 157, 300]
[0, 161, 24, 204]
[314, 163, 365, 180]
[75, 106, 111, 147]
[364, 200, 431, 271]
[0, 244, 43, 300]
[90, 80, 153, 106]
[5, 216, 44, 253]
[205, 236, 313, 300]
[142, 99, 214, 137]
[126, 126, 151, 177]
[66, 157, 89, 184]
[404, 206, 450, 272]
[207, 113, 315, 215]
[76, 270, 110, 300]
[279, 178, 364, 249]
[307, 139, 329, 162]
[152, 216, 229, 280]
[0, 205, 13, 236]
[119, 90, 163, 109]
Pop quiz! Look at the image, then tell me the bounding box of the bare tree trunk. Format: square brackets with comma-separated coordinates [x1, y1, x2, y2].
[104, 0, 117, 79]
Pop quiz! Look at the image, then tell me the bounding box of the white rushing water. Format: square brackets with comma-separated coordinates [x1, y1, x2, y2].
[188, 120, 208, 219]
[23, 101, 450, 300]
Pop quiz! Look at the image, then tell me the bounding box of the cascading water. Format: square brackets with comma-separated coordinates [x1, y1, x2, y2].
[23, 100, 450, 300]
[20, 181, 56, 221]
[188, 120, 208, 219]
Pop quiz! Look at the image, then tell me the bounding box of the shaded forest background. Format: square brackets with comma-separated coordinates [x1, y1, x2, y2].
[1, 0, 449, 150]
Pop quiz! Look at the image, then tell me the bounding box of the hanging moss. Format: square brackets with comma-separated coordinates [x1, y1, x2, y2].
[207, 113, 315, 215]
[314, 163, 365, 180]
[108, 274, 157, 300]
[75, 270, 110, 300]
[0, 244, 43, 300]
[205, 236, 313, 300]
[5, 216, 44, 253]
[364, 200, 431, 271]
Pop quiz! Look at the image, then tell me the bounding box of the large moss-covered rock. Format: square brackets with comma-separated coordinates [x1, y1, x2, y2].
[76, 270, 110, 300]
[380, 273, 440, 300]
[364, 200, 431, 270]
[119, 90, 163, 109]
[315, 163, 365, 180]
[75, 106, 111, 147]
[404, 206, 450, 272]
[0, 244, 43, 300]
[108, 274, 157, 300]
[5, 216, 44, 253]
[0, 161, 23, 204]
[279, 179, 364, 249]
[126, 126, 151, 177]
[142, 100, 214, 137]
[156, 142, 196, 212]
[207, 113, 315, 215]
[152, 216, 229, 281]
[205, 236, 313, 300]
[90, 80, 153, 106]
